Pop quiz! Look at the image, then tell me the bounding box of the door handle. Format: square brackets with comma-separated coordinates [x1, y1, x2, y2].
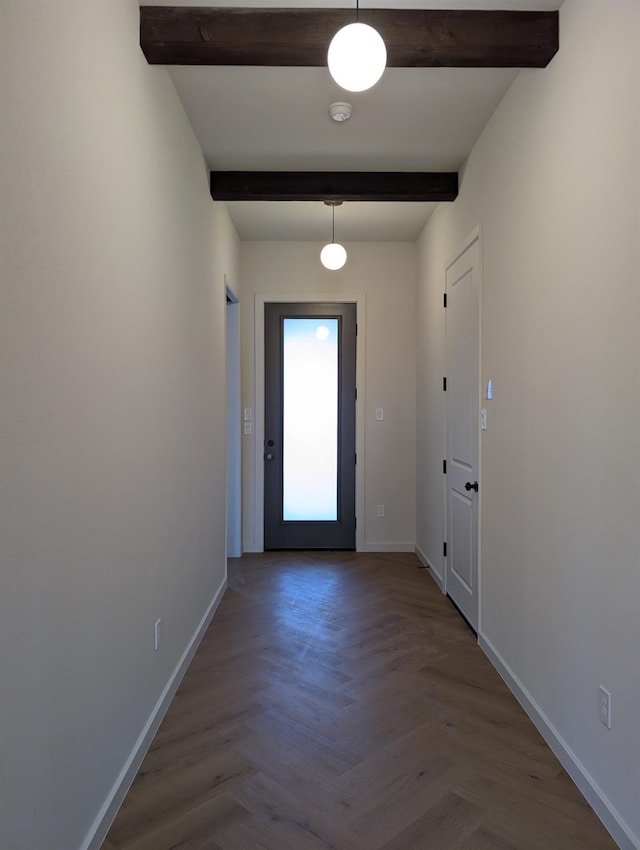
[265, 452, 274, 461]
[465, 481, 479, 492]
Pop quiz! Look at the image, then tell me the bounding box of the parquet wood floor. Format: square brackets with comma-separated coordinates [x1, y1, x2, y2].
[103, 552, 617, 850]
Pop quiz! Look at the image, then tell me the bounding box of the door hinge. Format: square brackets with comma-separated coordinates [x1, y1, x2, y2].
[355, 323, 358, 336]
[355, 453, 357, 465]
[443, 377, 447, 391]
[443, 541, 447, 557]
[355, 387, 357, 401]
[443, 292, 447, 308]
[443, 459, 447, 474]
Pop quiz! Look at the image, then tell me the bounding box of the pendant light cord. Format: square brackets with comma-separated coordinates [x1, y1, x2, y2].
[356, 0, 359, 22]
[332, 204, 335, 243]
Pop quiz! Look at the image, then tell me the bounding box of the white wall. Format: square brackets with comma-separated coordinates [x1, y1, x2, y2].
[416, 1, 640, 846]
[0, 2, 239, 849]
[240, 241, 417, 552]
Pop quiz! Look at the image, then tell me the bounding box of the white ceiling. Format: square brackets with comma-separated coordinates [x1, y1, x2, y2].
[145, 0, 563, 241]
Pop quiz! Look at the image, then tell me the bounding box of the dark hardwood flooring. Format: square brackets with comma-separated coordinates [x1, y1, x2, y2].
[102, 551, 617, 850]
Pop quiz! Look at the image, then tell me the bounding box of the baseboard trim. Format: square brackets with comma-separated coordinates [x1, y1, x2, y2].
[358, 542, 415, 553]
[81, 576, 228, 850]
[414, 544, 445, 591]
[243, 543, 416, 554]
[479, 633, 639, 850]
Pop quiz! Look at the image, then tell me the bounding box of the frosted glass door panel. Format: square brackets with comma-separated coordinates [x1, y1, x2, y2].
[282, 318, 338, 521]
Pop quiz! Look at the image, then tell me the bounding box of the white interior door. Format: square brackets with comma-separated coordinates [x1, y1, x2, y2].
[445, 235, 480, 630]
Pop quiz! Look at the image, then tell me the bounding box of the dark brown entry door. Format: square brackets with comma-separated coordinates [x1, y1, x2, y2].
[264, 302, 356, 549]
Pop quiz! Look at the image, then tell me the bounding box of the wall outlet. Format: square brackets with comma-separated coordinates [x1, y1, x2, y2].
[154, 618, 162, 652]
[376, 505, 385, 518]
[598, 685, 611, 729]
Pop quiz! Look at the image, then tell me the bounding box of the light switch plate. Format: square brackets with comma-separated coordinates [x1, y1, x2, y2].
[599, 685, 612, 728]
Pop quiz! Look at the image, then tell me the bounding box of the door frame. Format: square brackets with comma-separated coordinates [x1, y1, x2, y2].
[253, 293, 366, 552]
[443, 226, 483, 633]
[225, 280, 242, 559]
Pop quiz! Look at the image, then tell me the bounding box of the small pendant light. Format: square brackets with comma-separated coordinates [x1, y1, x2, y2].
[320, 201, 347, 271]
[328, 0, 387, 93]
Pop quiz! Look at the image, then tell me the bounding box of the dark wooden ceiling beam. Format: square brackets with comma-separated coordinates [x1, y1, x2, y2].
[140, 7, 558, 68]
[210, 171, 458, 202]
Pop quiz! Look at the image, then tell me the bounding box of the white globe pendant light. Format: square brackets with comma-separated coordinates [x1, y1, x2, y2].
[321, 241, 347, 271]
[328, 17, 387, 93]
[320, 201, 347, 271]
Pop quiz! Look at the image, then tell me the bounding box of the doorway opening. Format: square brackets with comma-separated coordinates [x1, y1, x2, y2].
[226, 283, 241, 559]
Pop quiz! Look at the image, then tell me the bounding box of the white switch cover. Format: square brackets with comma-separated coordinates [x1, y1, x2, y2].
[244, 408, 252, 421]
[154, 618, 162, 651]
[599, 685, 612, 729]
[481, 409, 487, 430]
[486, 380, 493, 400]
[243, 422, 252, 435]
[375, 408, 384, 421]
[376, 505, 385, 517]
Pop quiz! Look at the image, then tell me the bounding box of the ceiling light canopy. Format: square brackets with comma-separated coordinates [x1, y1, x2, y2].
[328, 2, 387, 94]
[320, 201, 347, 271]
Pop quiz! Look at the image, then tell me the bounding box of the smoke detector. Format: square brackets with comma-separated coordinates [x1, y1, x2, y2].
[329, 102, 353, 123]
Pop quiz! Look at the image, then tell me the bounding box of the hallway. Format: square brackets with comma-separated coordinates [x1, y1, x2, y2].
[103, 553, 615, 849]
[2, 3, 639, 847]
